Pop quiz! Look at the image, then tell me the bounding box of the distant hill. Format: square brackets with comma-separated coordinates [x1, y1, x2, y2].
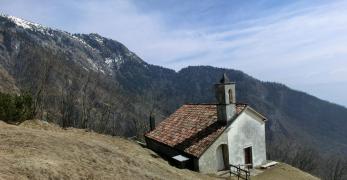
[0, 14, 347, 160]
[0, 120, 318, 180]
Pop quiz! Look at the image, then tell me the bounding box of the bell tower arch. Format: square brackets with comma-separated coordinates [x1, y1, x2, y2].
[215, 73, 236, 124]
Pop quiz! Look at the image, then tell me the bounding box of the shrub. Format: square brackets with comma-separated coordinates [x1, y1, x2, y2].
[0, 92, 34, 123]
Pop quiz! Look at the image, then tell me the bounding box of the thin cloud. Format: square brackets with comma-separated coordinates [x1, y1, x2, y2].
[0, 0, 346, 106]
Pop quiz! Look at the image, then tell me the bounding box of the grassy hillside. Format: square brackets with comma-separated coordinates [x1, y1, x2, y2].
[0, 120, 318, 180]
[252, 163, 318, 180]
[0, 120, 216, 180]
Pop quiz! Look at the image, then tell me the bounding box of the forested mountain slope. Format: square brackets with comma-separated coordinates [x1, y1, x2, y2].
[0, 14, 347, 158]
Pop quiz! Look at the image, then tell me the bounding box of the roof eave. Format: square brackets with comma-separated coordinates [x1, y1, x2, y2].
[144, 135, 200, 158]
[196, 107, 247, 158]
[245, 106, 267, 122]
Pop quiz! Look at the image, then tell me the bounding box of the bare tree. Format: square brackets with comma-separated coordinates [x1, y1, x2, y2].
[100, 103, 112, 133]
[80, 75, 91, 129]
[323, 156, 347, 180]
[60, 75, 75, 128]
[268, 141, 318, 173]
[30, 52, 53, 119]
[290, 145, 319, 172]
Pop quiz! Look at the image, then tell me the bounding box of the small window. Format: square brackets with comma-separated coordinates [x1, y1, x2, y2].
[229, 89, 233, 103]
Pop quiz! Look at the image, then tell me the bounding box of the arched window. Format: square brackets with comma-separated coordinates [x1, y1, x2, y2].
[228, 89, 233, 104]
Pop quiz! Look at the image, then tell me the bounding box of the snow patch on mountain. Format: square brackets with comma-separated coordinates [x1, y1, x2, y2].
[104, 55, 126, 70]
[71, 35, 96, 50]
[85, 58, 101, 72]
[105, 58, 113, 66]
[93, 36, 104, 44]
[3, 15, 54, 37]
[8, 16, 32, 29]
[1, 15, 98, 51]
[1, 14, 149, 74]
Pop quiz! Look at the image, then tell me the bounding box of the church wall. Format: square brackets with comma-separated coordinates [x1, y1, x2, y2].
[198, 132, 228, 173]
[227, 109, 267, 168]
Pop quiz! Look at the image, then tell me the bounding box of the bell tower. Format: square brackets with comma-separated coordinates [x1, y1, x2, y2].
[215, 73, 236, 124]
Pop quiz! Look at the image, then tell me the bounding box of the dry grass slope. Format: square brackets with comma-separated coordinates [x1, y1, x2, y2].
[252, 163, 319, 180]
[0, 120, 217, 180]
[0, 120, 319, 180]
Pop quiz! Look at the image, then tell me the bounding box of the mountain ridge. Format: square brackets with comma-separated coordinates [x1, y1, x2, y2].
[1, 14, 347, 158]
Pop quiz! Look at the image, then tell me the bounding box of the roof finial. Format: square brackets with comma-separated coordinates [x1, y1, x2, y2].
[219, 73, 230, 84]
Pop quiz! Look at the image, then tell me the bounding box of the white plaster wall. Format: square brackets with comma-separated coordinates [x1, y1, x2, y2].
[198, 133, 228, 173]
[198, 108, 266, 173]
[216, 145, 224, 170]
[227, 109, 266, 167]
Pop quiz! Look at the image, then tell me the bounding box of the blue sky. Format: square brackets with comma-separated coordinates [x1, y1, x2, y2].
[1, 0, 347, 107]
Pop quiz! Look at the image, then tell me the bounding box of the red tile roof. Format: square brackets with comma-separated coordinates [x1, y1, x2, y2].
[145, 104, 247, 157]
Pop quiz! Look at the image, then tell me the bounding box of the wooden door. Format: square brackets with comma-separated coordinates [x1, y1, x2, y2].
[244, 147, 253, 169]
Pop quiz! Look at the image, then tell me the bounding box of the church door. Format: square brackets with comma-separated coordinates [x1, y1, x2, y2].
[244, 146, 253, 169]
[216, 144, 229, 171]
